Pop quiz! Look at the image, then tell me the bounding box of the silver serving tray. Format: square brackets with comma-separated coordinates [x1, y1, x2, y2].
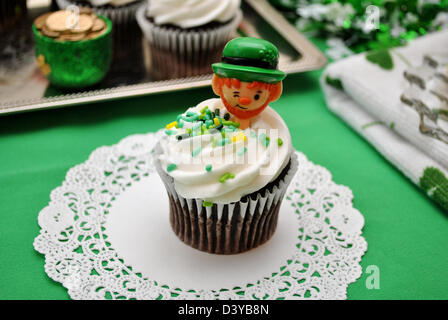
[0, 0, 327, 115]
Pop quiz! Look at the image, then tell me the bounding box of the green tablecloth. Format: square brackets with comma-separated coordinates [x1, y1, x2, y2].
[1, 38, 447, 300]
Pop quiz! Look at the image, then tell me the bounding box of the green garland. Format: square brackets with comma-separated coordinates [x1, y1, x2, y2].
[269, 0, 448, 54]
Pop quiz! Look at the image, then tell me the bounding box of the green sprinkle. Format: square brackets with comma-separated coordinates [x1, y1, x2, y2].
[259, 133, 270, 147]
[215, 108, 220, 116]
[217, 138, 230, 146]
[182, 114, 198, 122]
[221, 130, 226, 138]
[186, 128, 192, 135]
[200, 106, 208, 114]
[277, 138, 283, 146]
[167, 164, 177, 172]
[175, 120, 184, 128]
[191, 146, 202, 157]
[205, 109, 215, 120]
[187, 111, 197, 117]
[264, 137, 270, 147]
[222, 120, 240, 128]
[205, 164, 212, 172]
[165, 129, 176, 135]
[202, 201, 213, 207]
[205, 119, 213, 128]
[237, 147, 247, 156]
[219, 172, 235, 183]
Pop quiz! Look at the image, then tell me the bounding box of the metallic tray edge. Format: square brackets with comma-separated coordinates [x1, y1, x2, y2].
[0, 0, 327, 115]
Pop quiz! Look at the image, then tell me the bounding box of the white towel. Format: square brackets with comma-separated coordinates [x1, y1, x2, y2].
[321, 30, 448, 211]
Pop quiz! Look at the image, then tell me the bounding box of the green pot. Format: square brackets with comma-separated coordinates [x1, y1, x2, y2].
[32, 15, 112, 89]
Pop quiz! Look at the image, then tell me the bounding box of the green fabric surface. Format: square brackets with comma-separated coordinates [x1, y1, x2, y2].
[0, 38, 447, 300]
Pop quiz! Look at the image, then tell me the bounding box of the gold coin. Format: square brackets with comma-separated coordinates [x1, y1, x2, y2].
[79, 7, 93, 15]
[34, 12, 51, 30]
[41, 25, 60, 38]
[70, 14, 93, 33]
[58, 33, 87, 41]
[86, 28, 107, 39]
[91, 18, 106, 32]
[45, 10, 72, 32]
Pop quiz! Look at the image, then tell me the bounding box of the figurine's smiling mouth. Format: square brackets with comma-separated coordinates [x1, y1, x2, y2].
[235, 104, 248, 110]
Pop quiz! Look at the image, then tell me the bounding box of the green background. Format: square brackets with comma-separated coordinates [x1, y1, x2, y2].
[0, 38, 447, 300]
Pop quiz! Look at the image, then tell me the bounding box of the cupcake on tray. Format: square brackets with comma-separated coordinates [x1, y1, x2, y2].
[56, 0, 143, 25]
[136, 0, 242, 80]
[154, 38, 297, 254]
[32, 8, 112, 88]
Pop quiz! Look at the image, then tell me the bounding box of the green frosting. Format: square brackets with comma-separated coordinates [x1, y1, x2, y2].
[212, 37, 286, 83]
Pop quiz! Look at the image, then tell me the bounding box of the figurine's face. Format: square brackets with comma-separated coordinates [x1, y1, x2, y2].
[221, 82, 271, 112]
[212, 75, 282, 120]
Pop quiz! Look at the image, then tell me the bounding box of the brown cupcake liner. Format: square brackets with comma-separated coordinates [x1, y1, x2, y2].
[155, 149, 298, 254]
[136, 4, 242, 80]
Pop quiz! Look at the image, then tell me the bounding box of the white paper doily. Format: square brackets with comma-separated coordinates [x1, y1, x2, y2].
[34, 131, 367, 300]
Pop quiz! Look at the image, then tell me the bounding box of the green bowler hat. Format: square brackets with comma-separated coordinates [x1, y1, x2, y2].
[212, 37, 286, 84]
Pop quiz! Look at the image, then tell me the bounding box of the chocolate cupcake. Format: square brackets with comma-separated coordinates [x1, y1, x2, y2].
[154, 98, 297, 254]
[136, 0, 242, 80]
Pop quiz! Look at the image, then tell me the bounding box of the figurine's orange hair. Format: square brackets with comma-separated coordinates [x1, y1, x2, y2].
[213, 76, 280, 96]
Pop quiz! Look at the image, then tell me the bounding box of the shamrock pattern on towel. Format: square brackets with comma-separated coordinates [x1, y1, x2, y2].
[420, 167, 448, 212]
[365, 49, 394, 70]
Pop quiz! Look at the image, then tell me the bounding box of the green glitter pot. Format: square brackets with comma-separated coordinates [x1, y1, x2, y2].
[32, 15, 112, 89]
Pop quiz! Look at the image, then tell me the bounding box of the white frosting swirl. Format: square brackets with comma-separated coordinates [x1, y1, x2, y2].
[147, 0, 241, 29]
[87, 0, 140, 7]
[157, 98, 292, 204]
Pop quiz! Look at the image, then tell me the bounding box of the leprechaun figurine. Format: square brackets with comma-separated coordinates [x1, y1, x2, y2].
[212, 37, 286, 129]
